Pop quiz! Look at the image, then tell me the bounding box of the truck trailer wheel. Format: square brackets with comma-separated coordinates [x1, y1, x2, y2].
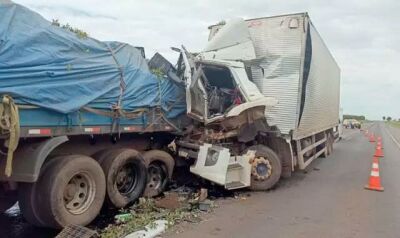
[0, 184, 17, 214]
[35, 155, 106, 228]
[246, 145, 282, 191]
[99, 149, 147, 208]
[18, 156, 63, 226]
[143, 150, 174, 197]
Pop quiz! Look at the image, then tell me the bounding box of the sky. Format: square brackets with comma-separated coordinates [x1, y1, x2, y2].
[12, 0, 400, 120]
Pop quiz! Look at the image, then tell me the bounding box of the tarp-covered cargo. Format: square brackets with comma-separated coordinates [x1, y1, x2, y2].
[0, 2, 186, 128]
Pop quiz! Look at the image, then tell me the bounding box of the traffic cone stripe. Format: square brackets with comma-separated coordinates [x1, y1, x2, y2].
[370, 171, 379, 177]
[372, 163, 379, 169]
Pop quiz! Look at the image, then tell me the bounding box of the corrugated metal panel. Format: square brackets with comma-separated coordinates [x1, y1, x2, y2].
[208, 13, 340, 137]
[245, 14, 304, 134]
[293, 22, 340, 139]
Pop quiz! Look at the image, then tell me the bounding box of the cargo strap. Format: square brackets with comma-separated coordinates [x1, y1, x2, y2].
[0, 95, 20, 177]
[82, 106, 148, 119]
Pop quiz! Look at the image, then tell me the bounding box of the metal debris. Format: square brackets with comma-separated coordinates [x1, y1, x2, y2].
[56, 224, 98, 238]
[155, 192, 182, 210]
[198, 199, 214, 212]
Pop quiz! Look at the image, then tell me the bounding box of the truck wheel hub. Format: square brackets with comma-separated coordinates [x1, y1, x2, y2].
[116, 163, 138, 195]
[63, 172, 96, 215]
[251, 157, 272, 180]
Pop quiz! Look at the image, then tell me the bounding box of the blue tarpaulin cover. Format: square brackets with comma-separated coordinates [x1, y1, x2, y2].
[0, 2, 186, 121]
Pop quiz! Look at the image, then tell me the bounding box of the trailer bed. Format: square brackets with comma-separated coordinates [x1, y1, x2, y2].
[15, 106, 185, 138]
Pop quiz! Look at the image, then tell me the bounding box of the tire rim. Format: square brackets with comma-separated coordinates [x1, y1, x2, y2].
[63, 172, 96, 215]
[251, 157, 272, 180]
[146, 163, 166, 191]
[115, 162, 138, 196]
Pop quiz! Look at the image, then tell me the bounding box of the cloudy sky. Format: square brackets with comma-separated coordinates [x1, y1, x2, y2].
[12, 0, 400, 120]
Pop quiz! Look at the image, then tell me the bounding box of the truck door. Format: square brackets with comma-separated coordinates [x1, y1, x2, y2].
[180, 18, 258, 123]
[181, 49, 208, 122]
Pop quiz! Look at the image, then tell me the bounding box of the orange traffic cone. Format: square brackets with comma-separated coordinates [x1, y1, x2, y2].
[375, 145, 384, 157]
[365, 157, 384, 191]
[377, 141, 384, 149]
[369, 134, 376, 142]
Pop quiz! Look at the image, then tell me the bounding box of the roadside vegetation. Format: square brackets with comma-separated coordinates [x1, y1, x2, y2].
[387, 121, 400, 128]
[382, 116, 400, 128]
[100, 198, 202, 238]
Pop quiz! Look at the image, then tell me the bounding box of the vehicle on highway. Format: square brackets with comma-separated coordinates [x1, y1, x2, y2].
[343, 119, 361, 129]
[0, 3, 340, 229]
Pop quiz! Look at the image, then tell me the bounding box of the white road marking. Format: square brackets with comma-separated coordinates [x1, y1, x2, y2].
[384, 125, 400, 150]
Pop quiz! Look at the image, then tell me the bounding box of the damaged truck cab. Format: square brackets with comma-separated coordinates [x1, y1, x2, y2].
[175, 19, 282, 190]
[176, 14, 340, 191]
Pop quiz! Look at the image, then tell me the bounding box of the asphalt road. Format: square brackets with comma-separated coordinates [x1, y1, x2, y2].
[167, 122, 400, 238]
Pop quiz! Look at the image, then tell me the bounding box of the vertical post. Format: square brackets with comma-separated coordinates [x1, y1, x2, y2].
[296, 140, 305, 169]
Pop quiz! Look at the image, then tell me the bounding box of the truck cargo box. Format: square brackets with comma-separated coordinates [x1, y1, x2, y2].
[208, 13, 340, 139]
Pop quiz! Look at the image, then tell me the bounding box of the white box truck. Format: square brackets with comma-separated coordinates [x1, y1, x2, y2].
[176, 12, 341, 190]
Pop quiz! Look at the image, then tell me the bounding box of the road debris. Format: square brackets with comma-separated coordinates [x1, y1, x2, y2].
[56, 224, 98, 238]
[154, 192, 182, 210]
[198, 188, 208, 202]
[100, 197, 204, 238]
[198, 199, 214, 212]
[115, 213, 134, 224]
[124, 220, 168, 238]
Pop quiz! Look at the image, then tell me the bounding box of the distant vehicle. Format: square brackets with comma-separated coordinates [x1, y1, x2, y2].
[343, 119, 361, 129]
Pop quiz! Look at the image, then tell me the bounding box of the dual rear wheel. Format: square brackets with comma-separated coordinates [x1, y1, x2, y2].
[18, 148, 173, 228]
[19, 150, 147, 228]
[19, 155, 106, 228]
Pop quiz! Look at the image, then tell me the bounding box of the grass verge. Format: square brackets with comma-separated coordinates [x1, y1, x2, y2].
[387, 121, 400, 128]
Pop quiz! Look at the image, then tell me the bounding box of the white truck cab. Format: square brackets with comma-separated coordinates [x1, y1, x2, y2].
[180, 18, 277, 125]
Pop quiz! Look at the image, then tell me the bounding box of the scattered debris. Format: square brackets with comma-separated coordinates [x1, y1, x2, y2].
[99, 182, 240, 237]
[198, 199, 214, 212]
[124, 220, 168, 238]
[56, 224, 98, 238]
[198, 188, 208, 202]
[115, 213, 134, 224]
[154, 192, 182, 210]
[100, 197, 203, 238]
[313, 167, 321, 171]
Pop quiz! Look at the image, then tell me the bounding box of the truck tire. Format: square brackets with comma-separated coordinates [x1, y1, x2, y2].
[143, 150, 174, 197]
[246, 145, 282, 191]
[18, 156, 62, 226]
[35, 155, 106, 228]
[0, 184, 16, 214]
[92, 149, 113, 164]
[99, 149, 147, 208]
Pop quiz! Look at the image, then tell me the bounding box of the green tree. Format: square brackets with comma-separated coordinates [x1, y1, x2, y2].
[383, 116, 386, 121]
[343, 115, 365, 121]
[387, 116, 392, 121]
